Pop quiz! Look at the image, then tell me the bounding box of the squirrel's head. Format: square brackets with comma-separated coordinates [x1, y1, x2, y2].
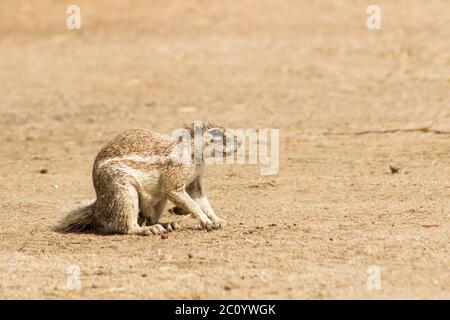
[183, 121, 242, 161]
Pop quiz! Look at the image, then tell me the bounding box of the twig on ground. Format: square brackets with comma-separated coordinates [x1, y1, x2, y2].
[353, 126, 450, 135]
[329, 116, 450, 135]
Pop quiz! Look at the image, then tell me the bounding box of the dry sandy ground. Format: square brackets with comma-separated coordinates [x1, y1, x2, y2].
[0, 0, 449, 299]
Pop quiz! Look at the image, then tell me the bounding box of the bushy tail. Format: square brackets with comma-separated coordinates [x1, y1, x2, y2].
[56, 202, 96, 233]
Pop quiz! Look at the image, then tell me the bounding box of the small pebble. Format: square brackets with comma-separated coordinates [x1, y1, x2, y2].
[40, 169, 48, 174]
[161, 234, 169, 239]
[389, 164, 400, 174]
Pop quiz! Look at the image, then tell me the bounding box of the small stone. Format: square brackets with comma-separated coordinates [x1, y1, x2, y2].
[40, 169, 48, 174]
[389, 164, 400, 174]
[161, 234, 169, 240]
[188, 253, 193, 259]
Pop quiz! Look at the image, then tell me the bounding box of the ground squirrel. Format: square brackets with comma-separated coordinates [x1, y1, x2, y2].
[56, 121, 241, 235]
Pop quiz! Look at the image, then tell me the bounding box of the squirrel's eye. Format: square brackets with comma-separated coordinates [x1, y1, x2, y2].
[208, 128, 223, 137]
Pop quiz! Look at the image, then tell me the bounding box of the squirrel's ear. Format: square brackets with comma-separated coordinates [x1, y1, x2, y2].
[206, 120, 218, 129]
[185, 120, 206, 136]
[206, 121, 224, 131]
[185, 120, 205, 129]
[192, 120, 206, 132]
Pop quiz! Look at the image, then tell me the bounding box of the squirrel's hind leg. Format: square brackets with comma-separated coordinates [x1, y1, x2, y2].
[96, 183, 162, 236]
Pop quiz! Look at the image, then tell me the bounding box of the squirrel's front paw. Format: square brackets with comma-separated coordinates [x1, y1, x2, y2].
[198, 217, 216, 231]
[212, 218, 227, 229]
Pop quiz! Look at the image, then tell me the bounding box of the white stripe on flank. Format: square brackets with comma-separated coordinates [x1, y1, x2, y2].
[96, 155, 169, 168]
[96, 143, 194, 169]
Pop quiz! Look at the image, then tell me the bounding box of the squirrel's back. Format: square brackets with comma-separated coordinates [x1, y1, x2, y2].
[94, 128, 177, 167]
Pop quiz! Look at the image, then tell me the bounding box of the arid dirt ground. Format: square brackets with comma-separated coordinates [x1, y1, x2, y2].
[0, 0, 449, 299]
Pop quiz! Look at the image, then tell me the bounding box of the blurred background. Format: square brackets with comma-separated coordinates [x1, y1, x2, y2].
[0, 0, 449, 299]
